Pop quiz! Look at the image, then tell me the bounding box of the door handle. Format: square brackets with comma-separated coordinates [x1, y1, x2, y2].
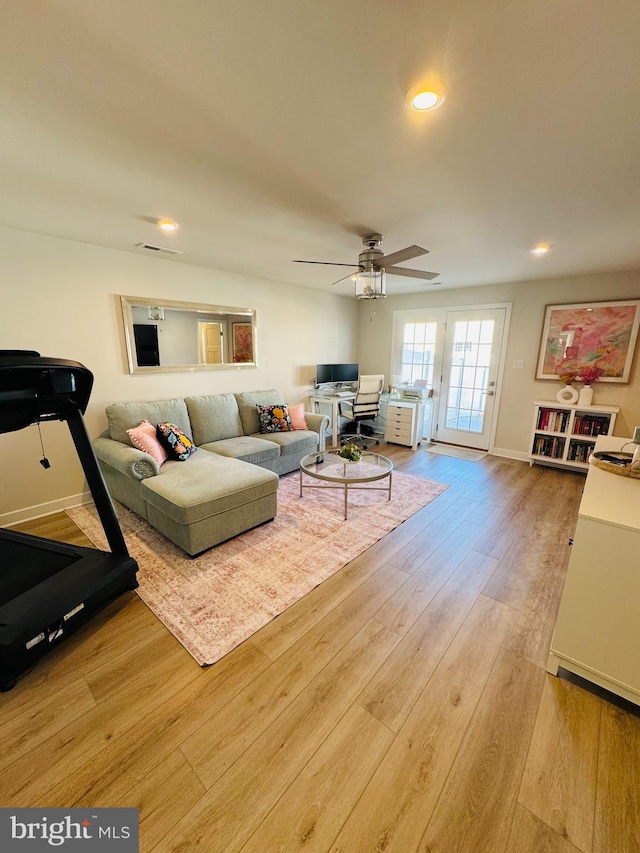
[482, 390, 495, 396]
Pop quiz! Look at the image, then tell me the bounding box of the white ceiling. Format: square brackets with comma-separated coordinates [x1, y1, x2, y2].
[2, 1, 640, 297]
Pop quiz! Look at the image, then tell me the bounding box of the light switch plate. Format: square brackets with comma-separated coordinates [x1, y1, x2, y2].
[512, 359, 524, 369]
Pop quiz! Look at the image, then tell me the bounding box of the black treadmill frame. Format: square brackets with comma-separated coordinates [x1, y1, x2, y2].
[0, 353, 138, 691]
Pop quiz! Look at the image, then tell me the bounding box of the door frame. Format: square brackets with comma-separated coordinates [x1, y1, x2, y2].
[390, 302, 512, 452]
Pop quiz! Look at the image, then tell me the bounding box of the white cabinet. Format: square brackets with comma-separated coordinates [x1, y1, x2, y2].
[384, 400, 423, 450]
[530, 400, 619, 471]
[547, 436, 640, 705]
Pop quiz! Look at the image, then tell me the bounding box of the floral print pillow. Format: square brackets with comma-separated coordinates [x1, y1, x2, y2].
[156, 422, 197, 461]
[256, 404, 294, 433]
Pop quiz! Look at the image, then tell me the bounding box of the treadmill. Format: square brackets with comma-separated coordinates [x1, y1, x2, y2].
[0, 351, 138, 691]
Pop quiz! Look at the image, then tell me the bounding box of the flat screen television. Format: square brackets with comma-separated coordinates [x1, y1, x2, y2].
[316, 363, 359, 386]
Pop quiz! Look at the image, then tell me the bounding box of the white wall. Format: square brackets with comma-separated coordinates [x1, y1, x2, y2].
[357, 269, 640, 457]
[0, 227, 358, 523]
[4, 225, 638, 522]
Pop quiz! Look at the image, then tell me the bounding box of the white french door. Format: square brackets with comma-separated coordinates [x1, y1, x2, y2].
[435, 308, 506, 450]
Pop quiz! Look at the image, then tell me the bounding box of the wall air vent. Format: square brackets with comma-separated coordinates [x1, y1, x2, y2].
[134, 243, 183, 255]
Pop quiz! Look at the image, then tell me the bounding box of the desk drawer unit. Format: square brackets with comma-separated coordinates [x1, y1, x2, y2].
[385, 403, 417, 447]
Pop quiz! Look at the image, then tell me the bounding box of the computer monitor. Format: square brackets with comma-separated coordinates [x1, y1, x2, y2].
[315, 363, 359, 386]
[316, 364, 333, 385]
[333, 363, 359, 383]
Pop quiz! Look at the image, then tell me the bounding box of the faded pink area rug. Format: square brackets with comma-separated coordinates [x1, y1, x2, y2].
[67, 470, 447, 666]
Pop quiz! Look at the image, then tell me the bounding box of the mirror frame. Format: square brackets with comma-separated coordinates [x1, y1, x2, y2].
[120, 295, 258, 374]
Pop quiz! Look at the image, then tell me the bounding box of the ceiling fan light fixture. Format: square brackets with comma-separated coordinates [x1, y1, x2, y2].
[354, 266, 386, 300]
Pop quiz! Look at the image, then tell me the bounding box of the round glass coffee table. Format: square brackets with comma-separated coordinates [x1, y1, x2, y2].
[299, 450, 393, 520]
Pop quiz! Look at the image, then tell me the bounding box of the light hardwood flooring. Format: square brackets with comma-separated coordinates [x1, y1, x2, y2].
[3, 447, 640, 852]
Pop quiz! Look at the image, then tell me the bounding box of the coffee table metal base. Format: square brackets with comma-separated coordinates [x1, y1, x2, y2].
[299, 452, 393, 520]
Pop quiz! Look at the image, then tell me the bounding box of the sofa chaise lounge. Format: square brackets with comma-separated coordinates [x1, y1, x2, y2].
[92, 390, 329, 555]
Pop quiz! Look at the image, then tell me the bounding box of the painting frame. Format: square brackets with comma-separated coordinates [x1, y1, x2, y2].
[536, 299, 640, 382]
[232, 321, 254, 363]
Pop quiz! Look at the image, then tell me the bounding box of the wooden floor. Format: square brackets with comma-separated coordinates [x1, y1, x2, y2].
[3, 447, 640, 852]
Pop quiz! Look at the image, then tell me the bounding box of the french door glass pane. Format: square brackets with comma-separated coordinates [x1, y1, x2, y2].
[445, 319, 495, 434]
[401, 322, 438, 386]
[462, 365, 476, 386]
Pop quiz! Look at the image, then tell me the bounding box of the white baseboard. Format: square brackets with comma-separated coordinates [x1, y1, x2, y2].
[491, 447, 530, 462]
[2, 491, 92, 528]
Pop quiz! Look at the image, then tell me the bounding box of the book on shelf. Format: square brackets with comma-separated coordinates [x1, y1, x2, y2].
[568, 440, 594, 463]
[537, 408, 570, 432]
[573, 414, 610, 436]
[532, 435, 565, 458]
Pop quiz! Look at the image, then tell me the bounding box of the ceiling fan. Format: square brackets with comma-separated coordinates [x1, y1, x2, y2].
[292, 233, 439, 298]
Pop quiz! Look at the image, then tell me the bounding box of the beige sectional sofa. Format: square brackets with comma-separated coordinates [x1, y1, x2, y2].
[93, 390, 329, 555]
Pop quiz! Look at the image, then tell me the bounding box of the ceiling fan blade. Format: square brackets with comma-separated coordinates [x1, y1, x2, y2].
[330, 272, 357, 287]
[385, 266, 440, 281]
[378, 245, 428, 268]
[292, 260, 361, 267]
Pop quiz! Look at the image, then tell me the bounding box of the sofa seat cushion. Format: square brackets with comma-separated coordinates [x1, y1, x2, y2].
[252, 429, 319, 456]
[199, 435, 281, 465]
[140, 453, 278, 526]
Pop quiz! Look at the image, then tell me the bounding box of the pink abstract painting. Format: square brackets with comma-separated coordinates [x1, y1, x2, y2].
[232, 322, 254, 363]
[537, 300, 640, 382]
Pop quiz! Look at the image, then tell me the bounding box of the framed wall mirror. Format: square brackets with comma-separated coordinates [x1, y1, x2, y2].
[120, 295, 257, 374]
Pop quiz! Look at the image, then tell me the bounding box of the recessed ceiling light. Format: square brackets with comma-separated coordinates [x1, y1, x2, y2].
[406, 80, 446, 113]
[410, 90, 444, 111]
[157, 218, 180, 232]
[531, 244, 550, 255]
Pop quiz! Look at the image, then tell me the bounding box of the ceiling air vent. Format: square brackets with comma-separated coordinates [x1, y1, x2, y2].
[134, 243, 183, 255]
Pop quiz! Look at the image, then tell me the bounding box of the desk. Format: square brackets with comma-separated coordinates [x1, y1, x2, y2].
[310, 392, 355, 447]
[310, 391, 432, 449]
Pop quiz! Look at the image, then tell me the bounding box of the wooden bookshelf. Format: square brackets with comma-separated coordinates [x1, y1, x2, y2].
[529, 400, 619, 471]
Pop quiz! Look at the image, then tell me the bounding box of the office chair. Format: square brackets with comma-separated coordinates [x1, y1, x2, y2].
[338, 374, 385, 449]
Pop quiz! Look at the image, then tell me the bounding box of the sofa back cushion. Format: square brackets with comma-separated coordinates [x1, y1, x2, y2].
[185, 394, 244, 445]
[234, 390, 286, 436]
[107, 398, 191, 445]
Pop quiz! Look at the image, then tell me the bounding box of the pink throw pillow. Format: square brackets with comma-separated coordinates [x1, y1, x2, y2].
[288, 403, 308, 430]
[127, 420, 168, 466]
